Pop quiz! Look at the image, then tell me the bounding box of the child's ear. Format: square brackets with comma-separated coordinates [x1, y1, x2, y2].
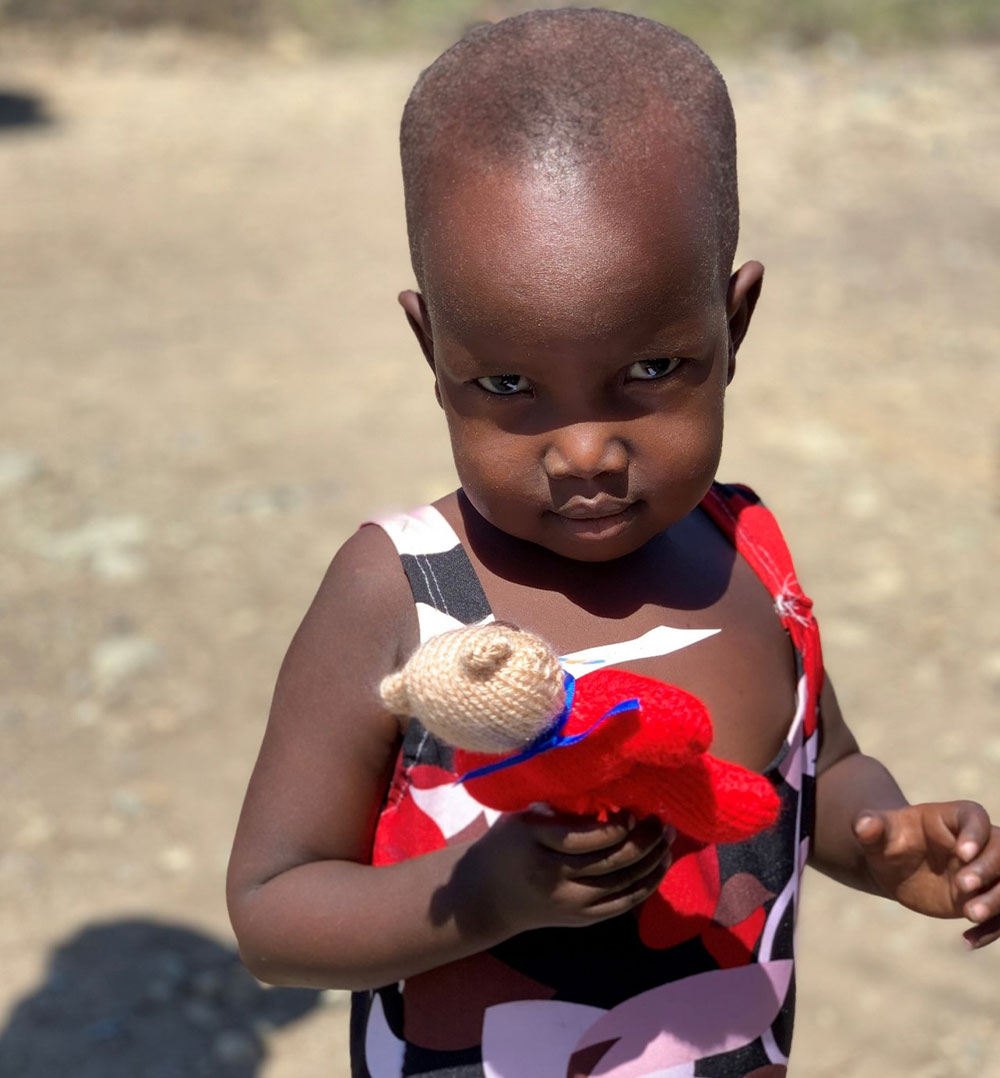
[398, 290, 435, 370]
[725, 260, 764, 383]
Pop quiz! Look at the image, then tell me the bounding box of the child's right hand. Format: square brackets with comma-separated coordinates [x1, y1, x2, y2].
[455, 810, 673, 935]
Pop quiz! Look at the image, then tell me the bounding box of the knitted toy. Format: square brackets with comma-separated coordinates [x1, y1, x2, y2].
[379, 623, 779, 845]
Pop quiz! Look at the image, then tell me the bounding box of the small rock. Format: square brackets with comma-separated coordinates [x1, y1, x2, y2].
[184, 998, 220, 1029]
[74, 700, 101, 725]
[864, 563, 904, 600]
[824, 31, 861, 64]
[215, 484, 309, 519]
[0, 707, 25, 730]
[91, 545, 148, 582]
[90, 634, 163, 694]
[843, 481, 881, 520]
[38, 515, 148, 581]
[83, 1016, 127, 1043]
[0, 448, 42, 492]
[159, 845, 194, 874]
[212, 1030, 261, 1067]
[192, 968, 226, 999]
[14, 815, 54, 848]
[152, 949, 188, 984]
[984, 740, 1000, 765]
[980, 650, 1000, 683]
[111, 789, 145, 818]
[100, 814, 125, 837]
[146, 977, 177, 1004]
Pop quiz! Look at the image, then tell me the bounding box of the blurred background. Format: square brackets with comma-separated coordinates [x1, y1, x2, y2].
[1, 2, 998, 1075]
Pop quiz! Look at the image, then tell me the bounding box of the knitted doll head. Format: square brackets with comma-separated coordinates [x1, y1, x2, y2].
[379, 623, 565, 752]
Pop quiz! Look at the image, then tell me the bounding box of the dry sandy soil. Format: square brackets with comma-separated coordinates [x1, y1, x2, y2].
[0, 28, 998, 1078]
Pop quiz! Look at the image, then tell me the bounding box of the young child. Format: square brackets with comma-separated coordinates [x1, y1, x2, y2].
[227, 10, 1000, 1076]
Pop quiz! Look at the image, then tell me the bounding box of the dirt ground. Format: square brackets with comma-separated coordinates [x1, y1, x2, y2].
[0, 28, 998, 1078]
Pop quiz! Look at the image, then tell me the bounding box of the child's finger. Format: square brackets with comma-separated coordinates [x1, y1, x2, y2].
[961, 876, 1000, 923]
[573, 831, 671, 892]
[577, 846, 671, 921]
[963, 911, 1000, 950]
[567, 821, 669, 880]
[945, 802, 994, 863]
[852, 811, 888, 851]
[956, 827, 1000, 895]
[528, 811, 634, 855]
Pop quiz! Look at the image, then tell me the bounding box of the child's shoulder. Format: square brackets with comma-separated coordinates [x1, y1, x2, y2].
[303, 522, 419, 677]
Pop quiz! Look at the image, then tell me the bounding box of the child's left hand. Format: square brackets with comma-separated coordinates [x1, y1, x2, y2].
[854, 801, 1000, 949]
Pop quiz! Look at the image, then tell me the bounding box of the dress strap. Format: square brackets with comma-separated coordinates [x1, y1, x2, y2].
[372, 505, 494, 642]
[701, 483, 824, 734]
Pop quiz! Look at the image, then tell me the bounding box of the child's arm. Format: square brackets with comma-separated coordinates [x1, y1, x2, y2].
[809, 678, 1000, 949]
[226, 525, 670, 990]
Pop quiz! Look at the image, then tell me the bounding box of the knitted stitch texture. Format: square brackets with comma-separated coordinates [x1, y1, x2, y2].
[380, 624, 780, 844]
[379, 623, 565, 753]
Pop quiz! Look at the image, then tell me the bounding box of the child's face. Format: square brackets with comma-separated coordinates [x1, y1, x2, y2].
[402, 153, 762, 563]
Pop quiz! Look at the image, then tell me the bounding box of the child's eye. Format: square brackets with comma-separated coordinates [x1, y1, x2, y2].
[475, 374, 530, 395]
[627, 357, 683, 381]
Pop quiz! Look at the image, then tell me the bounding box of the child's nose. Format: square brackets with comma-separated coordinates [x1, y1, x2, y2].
[543, 425, 628, 480]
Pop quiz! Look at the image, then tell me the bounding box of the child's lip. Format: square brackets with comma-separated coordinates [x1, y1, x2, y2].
[556, 496, 634, 520]
[550, 501, 639, 542]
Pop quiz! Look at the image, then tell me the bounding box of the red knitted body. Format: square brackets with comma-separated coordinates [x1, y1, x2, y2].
[458, 668, 780, 845]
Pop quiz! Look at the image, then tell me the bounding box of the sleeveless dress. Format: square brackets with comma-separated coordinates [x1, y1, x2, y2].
[351, 483, 823, 1078]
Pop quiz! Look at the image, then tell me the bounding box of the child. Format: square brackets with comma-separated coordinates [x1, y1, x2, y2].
[227, 10, 1000, 1076]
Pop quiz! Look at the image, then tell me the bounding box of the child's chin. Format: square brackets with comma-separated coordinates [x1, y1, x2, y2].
[537, 507, 653, 561]
[539, 527, 653, 563]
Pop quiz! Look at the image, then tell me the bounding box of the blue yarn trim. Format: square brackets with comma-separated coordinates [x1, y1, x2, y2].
[456, 670, 639, 784]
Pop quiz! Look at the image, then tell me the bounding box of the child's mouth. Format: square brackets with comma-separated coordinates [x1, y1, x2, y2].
[551, 500, 639, 540]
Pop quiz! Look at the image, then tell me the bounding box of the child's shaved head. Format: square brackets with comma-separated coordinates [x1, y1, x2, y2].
[401, 7, 738, 286]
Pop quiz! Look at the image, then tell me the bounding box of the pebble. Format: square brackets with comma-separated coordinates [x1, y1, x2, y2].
[980, 650, 1000, 683]
[111, 788, 145, 818]
[183, 998, 220, 1029]
[192, 967, 226, 999]
[864, 563, 904, 600]
[146, 977, 177, 1004]
[159, 845, 194, 874]
[0, 448, 42, 492]
[762, 420, 851, 461]
[215, 483, 309, 519]
[984, 740, 1000, 765]
[0, 706, 24, 730]
[843, 481, 881, 519]
[83, 1016, 127, 1043]
[14, 814, 54, 848]
[90, 634, 164, 694]
[212, 1030, 261, 1067]
[152, 949, 188, 984]
[38, 515, 149, 581]
[73, 700, 102, 725]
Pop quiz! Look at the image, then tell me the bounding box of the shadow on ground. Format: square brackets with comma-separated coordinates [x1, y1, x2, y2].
[0, 919, 321, 1077]
[0, 89, 52, 130]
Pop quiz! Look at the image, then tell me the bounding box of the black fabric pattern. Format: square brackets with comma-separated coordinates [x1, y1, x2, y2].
[403, 1044, 484, 1077]
[400, 548, 492, 625]
[695, 1036, 772, 1077]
